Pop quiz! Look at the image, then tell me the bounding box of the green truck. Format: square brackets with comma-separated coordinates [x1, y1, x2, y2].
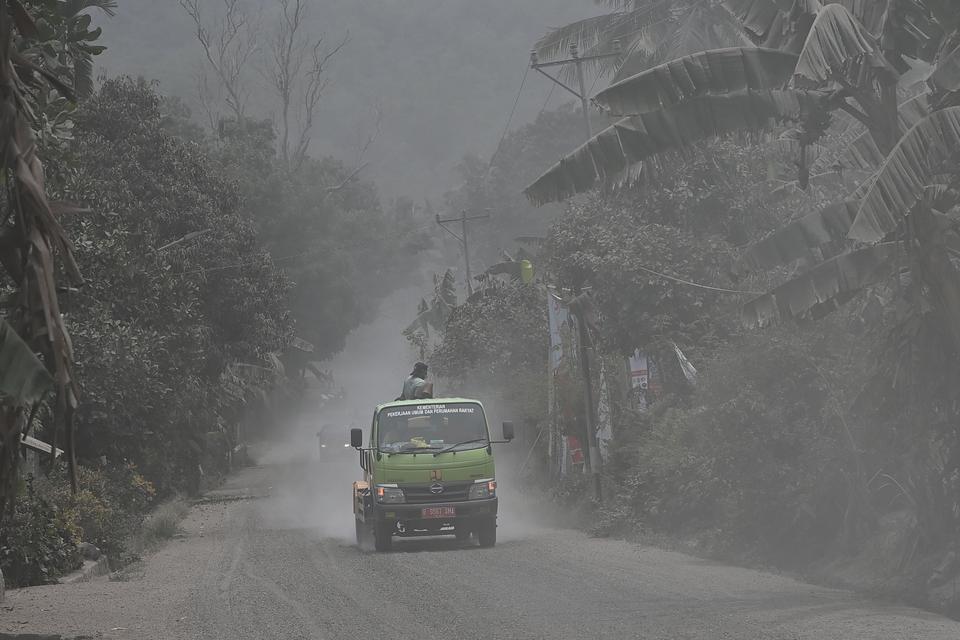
[350, 398, 514, 551]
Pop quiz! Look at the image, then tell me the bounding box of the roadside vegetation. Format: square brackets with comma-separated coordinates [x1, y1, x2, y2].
[0, 0, 425, 587]
[413, 0, 960, 618]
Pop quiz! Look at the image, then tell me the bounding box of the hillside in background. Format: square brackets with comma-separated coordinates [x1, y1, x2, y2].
[95, 0, 590, 200]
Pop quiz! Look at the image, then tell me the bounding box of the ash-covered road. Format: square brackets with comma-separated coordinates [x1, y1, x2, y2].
[4, 451, 960, 640]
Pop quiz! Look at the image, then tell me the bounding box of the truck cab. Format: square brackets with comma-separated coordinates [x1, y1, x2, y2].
[351, 398, 514, 551]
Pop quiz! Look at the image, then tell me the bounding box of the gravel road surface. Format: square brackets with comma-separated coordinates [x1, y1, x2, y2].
[4, 450, 960, 640]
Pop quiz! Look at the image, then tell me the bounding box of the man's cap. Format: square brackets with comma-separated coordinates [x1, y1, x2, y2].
[412, 361, 428, 373]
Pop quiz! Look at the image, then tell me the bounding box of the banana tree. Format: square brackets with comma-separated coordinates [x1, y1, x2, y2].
[524, 0, 949, 206]
[402, 270, 458, 348]
[0, 0, 93, 513]
[735, 98, 960, 347]
[534, 0, 752, 83]
[524, 0, 960, 331]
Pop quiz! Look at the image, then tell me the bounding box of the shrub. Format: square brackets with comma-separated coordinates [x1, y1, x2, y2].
[0, 479, 81, 587]
[630, 334, 850, 563]
[40, 462, 156, 562]
[140, 499, 190, 545]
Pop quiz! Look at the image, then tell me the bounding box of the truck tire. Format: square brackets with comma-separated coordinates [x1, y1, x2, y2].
[477, 518, 496, 548]
[373, 521, 393, 552]
[454, 525, 471, 542]
[355, 519, 364, 547]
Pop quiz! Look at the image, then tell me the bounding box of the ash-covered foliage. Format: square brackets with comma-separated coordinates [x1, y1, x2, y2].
[44, 77, 292, 494]
[432, 283, 548, 427]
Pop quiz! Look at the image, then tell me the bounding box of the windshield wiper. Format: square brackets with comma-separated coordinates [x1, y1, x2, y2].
[385, 444, 443, 457]
[434, 439, 488, 456]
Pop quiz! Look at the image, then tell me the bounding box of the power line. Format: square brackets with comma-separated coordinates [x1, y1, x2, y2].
[635, 264, 763, 296]
[538, 82, 556, 116]
[488, 64, 530, 170]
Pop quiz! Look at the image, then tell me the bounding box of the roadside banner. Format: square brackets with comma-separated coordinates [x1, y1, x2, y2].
[673, 342, 698, 384]
[629, 350, 648, 389]
[597, 360, 613, 460]
[567, 435, 584, 467]
[629, 350, 649, 411]
[547, 292, 569, 374]
[559, 434, 569, 476]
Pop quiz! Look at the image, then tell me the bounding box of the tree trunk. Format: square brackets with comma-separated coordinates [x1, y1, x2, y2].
[914, 207, 960, 355]
[0, 407, 24, 518]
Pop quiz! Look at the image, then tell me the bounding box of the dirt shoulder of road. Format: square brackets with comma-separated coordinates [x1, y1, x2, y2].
[0, 470, 260, 639]
[567, 497, 960, 624]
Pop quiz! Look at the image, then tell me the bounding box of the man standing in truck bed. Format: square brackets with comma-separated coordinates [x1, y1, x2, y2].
[399, 361, 432, 400]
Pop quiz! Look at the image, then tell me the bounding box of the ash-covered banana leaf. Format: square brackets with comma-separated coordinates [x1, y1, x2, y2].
[849, 106, 960, 243]
[525, 89, 820, 205]
[741, 242, 899, 326]
[0, 319, 53, 406]
[594, 47, 798, 116]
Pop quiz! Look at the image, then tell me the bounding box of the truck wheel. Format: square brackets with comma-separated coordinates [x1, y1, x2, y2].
[373, 521, 393, 552]
[477, 518, 496, 548]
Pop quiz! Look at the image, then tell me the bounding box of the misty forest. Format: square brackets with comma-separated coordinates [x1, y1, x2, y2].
[1, 0, 960, 638]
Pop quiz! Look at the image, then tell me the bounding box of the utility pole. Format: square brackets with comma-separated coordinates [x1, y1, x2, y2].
[529, 43, 618, 495]
[568, 292, 602, 501]
[436, 210, 490, 296]
[530, 40, 621, 142]
[571, 43, 592, 139]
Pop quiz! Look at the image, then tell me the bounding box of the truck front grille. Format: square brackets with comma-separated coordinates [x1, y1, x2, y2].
[402, 481, 472, 504]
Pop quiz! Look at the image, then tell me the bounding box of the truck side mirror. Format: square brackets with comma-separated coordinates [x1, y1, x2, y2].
[350, 428, 363, 449]
[502, 421, 515, 441]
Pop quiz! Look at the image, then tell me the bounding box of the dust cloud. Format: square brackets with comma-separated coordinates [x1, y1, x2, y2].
[252, 287, 421, 541]
[250, 286, 563, 546]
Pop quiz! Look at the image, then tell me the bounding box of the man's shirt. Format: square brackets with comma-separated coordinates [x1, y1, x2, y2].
[402, 375, 426, 400]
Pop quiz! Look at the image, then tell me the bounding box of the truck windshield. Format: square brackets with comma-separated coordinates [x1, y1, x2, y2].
[378, 402, 488, 453]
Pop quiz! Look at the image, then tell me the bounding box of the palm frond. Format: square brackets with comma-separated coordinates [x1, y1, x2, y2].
[595, 47, 798, 116]
[535, 13, 626, 62]
[741, 242, 899, 327]
[525, 88, 817, 205]
[653, 4, 758, 66]
[849, 106, 960, 243]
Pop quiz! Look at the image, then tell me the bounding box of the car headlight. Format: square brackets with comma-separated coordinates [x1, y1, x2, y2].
[376, 485, 405, 504]
[468, 479, 496, 500]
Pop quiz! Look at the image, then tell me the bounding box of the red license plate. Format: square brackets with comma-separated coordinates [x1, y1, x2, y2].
[421, 506, 456, 519]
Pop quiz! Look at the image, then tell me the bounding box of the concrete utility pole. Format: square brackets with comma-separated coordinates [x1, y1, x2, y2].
[568, 292, 602, 501]
[529, 43, 618, 495]
[529, 40, 621, 142]
[571, 43, 592, 139]
[436, 210, 490, 296]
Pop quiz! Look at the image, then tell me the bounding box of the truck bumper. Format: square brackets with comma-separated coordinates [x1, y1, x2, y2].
[373, 498, 497, 533]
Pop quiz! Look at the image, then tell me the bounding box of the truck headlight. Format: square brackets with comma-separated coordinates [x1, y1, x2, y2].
[469, 479, 496, 500]
[376, 485, 405, 504]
